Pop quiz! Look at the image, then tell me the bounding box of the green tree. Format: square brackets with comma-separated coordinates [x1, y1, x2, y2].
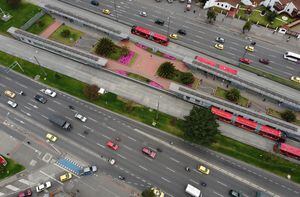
[280, 110, 296, 122]
[95, 37, 115, 57]
[207, 8, 217, 24]
[225, 88, 240, 102]
[60, 29, 71, 38]
[142, 188, 155, 197]
[156, 62, 175, 79]
[121, 46, 130, 56]
[83, 84, 99, 100]
[266, 11, 277, 22]
[6, 0, 22, 8]
[242, 21, 252, 33]
[180, 72, 195, 85]
[183, 106, 219, 145]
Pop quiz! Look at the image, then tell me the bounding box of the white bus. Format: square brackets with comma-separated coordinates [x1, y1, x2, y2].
[185, 184, 202, 197]
[283, 51, 300, 62]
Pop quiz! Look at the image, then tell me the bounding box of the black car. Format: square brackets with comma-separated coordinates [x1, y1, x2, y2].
[259, 58, 269, 65]
[34, 94, 47, 104]
[155, 19, 164, 25]
[177, 29, 186, 35]
[90, 0, 99, 6]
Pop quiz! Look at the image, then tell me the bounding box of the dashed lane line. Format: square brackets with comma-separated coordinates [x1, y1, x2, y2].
[138, 165, 148, 171]
[166, 167, 175, 173]
[217, 180, 228, 187]
[161, 177, 171, 183]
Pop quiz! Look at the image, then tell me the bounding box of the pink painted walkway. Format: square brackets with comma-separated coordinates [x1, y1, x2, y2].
[106, 41, 189, 90]
[40, 21, 62, 38]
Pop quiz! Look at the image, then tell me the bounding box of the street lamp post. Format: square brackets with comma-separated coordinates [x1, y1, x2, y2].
[167, 16, 171, 36]
[113, 0, 118, 21]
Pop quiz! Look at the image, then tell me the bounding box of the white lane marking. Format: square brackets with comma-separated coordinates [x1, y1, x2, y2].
[161, 177, 171, 183]
[4, 76, 12, 81]
[231, 42, 239, 46]
[229, 47, 238, 51]
[24, 106, 31, 111]
[96, 143, 105, 148]
[286, 66, 295, 70]
[27, 103, 38, 108]
[0, 192, 4, 196]
[5, 185, 19, 191]
[102, 134, 110, 139]
[88, 117, 97, 122]
[77, 133, 86, 138]
[15, 81, 28, 89]
[41, 114, 48, 119]
[107, 126, 116, 131]
[40, 170, 63, 185]
[65, 116, 72, 121]
[53, 100, 62, 105]
[169, 157, 180, 163]
[283, 71, 293, 75]
[195, 35, 203, 39]
[213, 191, 224, 197]
[139, 165, 148, 171]
[192, 40, 201, 44]
[0, 83, 5, 88]
[83, 125, 92, 130]
[189, 179, 199, 185]
[18, 179, 33, 186]
[123, 145, 133, 151]
[127, 136, 137, 141]
[47, 107, 55, 112]
[21, 110, 31, 117]
[117, 153, 127, 160]
[226, 52, 236, 56]
[166, 167, 175, 173]
[14, 118, 24, 124]
[217, 180, 228, 187]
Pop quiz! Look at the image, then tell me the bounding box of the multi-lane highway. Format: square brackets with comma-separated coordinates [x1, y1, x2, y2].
[1, 66, 300, 197]
[59, 0, 300, 79]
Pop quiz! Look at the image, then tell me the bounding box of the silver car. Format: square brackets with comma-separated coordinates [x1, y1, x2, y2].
[7, 100, 17, 108]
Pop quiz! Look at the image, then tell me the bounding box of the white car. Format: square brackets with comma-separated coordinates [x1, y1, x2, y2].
[75, 113, 87, 122]
[139, 11, 147, 17]
[7, 100, 17, 108]
[36, 181, 51, 193]
[109, 158, 116, 165]
[40, 89, 57, 97]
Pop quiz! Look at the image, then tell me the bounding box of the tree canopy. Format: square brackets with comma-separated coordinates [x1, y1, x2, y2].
[7, 0, 22, 8]
[83, 84, 100, 100]
[225, 88, 240, 103]
[280, 110, 296, 122]
[180, 72, 195, 85]
[156, 62, 176, 79]
[142, 188, 156, 197]
[95, 37, 115, 57]
[183, 106, 219, 145]
[242, 21, 252, 33]
[207, 8, 217, 24]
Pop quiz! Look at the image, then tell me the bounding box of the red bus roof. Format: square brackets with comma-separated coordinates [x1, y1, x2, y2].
[280, 143, 300, 156]
[218, 65, 238, 75]
[211, 107, 233, 120]
[260, 125, 282, 137]
[134, 26, 168, 42]
[235, 116, 258, 129]
[195, 56, 217, 67]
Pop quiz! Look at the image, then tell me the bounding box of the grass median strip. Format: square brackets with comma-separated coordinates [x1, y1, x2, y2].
[1, 50, 300, 183]
[0, 156, 25, 180]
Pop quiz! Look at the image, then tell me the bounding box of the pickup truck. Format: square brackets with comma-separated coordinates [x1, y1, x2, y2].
[49, 115, 71, 130]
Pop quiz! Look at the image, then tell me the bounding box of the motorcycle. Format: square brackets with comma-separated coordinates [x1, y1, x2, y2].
[118, 175, 125, 180]
[185, 167, 190, 172]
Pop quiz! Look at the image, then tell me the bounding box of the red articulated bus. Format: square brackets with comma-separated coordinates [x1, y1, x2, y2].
[211, 106, 285, 142]
[274, 143, 300, 160]
[131, 26, 169, 46]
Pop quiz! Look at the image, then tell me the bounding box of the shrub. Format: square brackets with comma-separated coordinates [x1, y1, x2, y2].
[60, 29, 71, 38]
[180, 72, 195, 85]
[280, 110, 296, 122]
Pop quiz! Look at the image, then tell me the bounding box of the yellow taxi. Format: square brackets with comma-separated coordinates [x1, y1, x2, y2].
[150, 187, 164, 197]
[291, 76, 300, 83]
[245, 45, 254, 52]
[46, 133, 58, 142]
[214, 43, 224, 50]
[102, 9, 111, 15]
[4, 90, 16, 98]
[169, 33, 178, 39]
[197, 165, 210, 175]
[59, 172, 72, 182]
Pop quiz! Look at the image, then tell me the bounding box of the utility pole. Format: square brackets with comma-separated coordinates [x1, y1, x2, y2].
[34, 56, 47, 77]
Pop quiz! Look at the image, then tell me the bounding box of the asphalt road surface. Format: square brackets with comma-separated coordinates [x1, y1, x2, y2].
[60, 0, 300, 79]
[1, 68, 299, 197]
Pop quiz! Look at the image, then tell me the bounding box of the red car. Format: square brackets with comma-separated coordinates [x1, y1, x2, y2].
[106, 141, 119, 151]
[142, 147, 157, 159]
[18, 189, 32, 197]
[259, 58, 269, 64]
[239, 58, 251, 64]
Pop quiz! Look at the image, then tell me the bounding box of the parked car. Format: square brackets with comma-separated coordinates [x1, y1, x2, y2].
[142, 147, 157, 159]
[34, 94, 47, 104]
[214, 43, 224, 50]
[215, 37, 225, 43]
[74, 113, 87, 122]
[60, 172, 72, 182]
[46, 133, 58, 142]
[4, 90, 16, 98]
[291, 76, 300, 83]
[36, 181, 51, 193]
[155, 19, 164, 25]
[239, 58, 251, 64]
[40, 89, 56, 97]
[106, 140, 119, 150]
[7, 100, 17, 108]
[177, 29, 186, 35]
[259, 58, 269, 64]
[18, 188, 32, 197]
[90, 0, 99, 6]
